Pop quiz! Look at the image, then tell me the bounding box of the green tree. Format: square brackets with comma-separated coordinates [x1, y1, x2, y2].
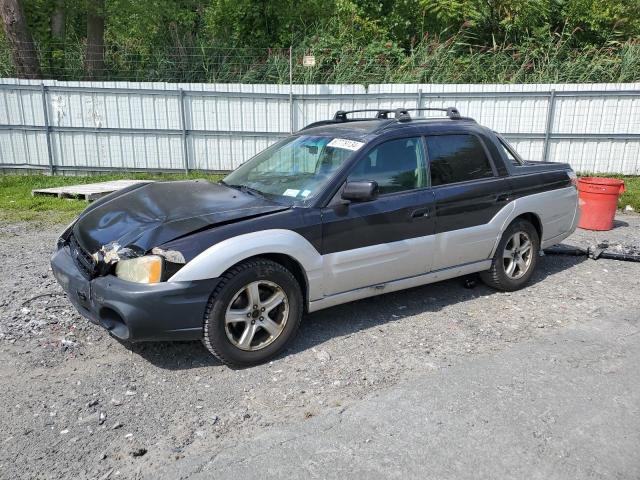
[203, 0, 333, 47]
[1, 0, 638, 81]
[0, 0, 41, 77]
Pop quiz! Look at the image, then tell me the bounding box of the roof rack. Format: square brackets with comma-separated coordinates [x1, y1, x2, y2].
[333, 107, 461, 122]
[333, 109, 395, 121]
[300, 106, 464, 131]
[298, 109, 394, 130]
[401, 107, 461, 120]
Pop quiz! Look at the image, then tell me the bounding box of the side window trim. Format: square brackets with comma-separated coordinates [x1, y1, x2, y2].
[424, 132, 498, 187]
[497, 135, 524, 166]
[477, 133, 500, 177]
[420, 136, 432, 189]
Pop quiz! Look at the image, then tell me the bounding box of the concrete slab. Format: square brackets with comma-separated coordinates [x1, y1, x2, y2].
[31, 179, 152, 201]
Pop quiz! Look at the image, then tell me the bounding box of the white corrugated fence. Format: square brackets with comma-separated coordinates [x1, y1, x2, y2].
[0, 79, 639, 174]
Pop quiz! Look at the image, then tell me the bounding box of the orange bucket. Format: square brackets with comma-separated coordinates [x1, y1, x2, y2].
[577, 177, 625, 231]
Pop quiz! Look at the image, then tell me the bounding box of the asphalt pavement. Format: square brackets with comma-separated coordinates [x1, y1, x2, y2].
[170, 307, 640, 480]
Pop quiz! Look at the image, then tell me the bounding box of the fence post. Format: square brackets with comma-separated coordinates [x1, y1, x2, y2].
[543, 89, 556, 162]
[40, 83, 55, 175]
[289, 46, 294, 133]
[179, 88, 189, 174]
[416, 88, 423, 116]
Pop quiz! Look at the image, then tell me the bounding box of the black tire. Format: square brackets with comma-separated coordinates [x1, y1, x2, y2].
[480, 219, 540, 292]
[202, 258, 303, 367]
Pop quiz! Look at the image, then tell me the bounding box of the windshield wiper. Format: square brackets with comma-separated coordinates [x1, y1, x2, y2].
[239, 185, 265, 198]
[222, 182, 266, 198]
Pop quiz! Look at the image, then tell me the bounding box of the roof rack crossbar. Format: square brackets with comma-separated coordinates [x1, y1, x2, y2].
[333, 109, 394, 121]
[402, 107, 461, 119]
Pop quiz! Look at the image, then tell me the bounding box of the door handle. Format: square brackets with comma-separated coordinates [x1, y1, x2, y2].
[410, 207, 430, 218]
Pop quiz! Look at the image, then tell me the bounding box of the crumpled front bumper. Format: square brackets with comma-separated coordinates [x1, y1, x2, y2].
[50, 245, 219, 342]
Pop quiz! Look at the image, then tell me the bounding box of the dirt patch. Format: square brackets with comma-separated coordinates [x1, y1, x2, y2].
[1, 213, 639, 479]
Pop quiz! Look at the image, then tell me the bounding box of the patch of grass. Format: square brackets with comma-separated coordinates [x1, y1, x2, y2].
[0, 172, 223, 225]
[615, 176, 640, 212]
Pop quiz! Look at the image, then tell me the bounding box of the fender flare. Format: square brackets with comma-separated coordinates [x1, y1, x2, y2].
[488, 187, 578, 257]
[489, 207, 543, 257]
[168, 229, 324, 300]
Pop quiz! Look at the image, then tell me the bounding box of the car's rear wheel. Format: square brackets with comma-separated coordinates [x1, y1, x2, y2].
[202, 258, 303, 367]
[480, 219, 540, 291]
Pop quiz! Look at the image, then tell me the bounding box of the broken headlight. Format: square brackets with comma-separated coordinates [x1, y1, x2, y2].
[57, 220, 76, 249]
[115, 255, 163, 284]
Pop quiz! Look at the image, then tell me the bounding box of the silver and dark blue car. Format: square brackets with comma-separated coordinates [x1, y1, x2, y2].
[51, 108, 579, 366]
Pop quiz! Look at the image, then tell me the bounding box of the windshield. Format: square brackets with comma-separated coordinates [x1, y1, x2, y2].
[223, 135, 362, 204]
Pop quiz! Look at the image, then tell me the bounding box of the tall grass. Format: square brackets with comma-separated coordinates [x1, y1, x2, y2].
[0, 33, 638, 84]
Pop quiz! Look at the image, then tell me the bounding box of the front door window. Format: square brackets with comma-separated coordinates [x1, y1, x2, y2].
[348, 137, 428, 194]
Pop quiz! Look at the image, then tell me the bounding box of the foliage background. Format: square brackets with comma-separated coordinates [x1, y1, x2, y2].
[0, 0, 639, 84]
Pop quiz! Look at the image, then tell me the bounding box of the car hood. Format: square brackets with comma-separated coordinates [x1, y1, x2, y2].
[71, 180, 289, 254]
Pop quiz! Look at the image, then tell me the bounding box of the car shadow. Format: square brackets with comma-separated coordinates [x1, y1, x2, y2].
[128, 253, 587, 370]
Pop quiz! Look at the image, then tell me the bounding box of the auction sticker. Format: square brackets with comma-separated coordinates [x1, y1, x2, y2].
[327, 138, 365, 151]
[283, 189, 300, 197]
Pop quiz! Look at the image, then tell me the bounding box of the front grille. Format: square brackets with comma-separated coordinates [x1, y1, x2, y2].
[69, 234, 97, 279]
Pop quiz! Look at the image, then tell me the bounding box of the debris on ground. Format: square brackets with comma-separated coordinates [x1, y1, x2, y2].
[463, 277, 477, 289]
[1, 215, 639, 479]
[131, 448, 147, 458]
[544, 241, 640, 262]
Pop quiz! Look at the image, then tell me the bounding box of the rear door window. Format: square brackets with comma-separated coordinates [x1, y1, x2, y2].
[426, 134, 495, 186]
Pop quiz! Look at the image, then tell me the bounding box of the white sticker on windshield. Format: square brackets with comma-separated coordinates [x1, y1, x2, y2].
[300, 189, 311, 198]
[327, 138, 365, 151]
[283, 189, 300, 197]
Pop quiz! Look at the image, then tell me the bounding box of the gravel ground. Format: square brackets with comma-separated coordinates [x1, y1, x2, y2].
[1, 213, 639, 480]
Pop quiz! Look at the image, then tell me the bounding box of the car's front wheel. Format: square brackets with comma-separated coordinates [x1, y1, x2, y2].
[481, 219, 540, 291]
[202, 258, 303, 367]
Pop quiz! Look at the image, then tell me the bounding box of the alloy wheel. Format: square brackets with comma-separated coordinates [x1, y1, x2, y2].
[502, 231, 533, 280]
[224, 280, 289, 351]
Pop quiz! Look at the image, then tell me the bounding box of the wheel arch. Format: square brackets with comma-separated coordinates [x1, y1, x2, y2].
[168, 229, 323, 303]
[250, 253, 310, 312]
[513, 212, 543, 241]
[489, 209, 544, 258]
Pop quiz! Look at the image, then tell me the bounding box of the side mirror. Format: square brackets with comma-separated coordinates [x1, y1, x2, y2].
[341, 181, 379, 202]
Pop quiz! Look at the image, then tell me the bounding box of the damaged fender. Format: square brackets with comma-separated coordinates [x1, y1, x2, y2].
[168, 229, 324, 301]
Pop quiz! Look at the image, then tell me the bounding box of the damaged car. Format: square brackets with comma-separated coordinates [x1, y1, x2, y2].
[52, 107, 579, 367]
